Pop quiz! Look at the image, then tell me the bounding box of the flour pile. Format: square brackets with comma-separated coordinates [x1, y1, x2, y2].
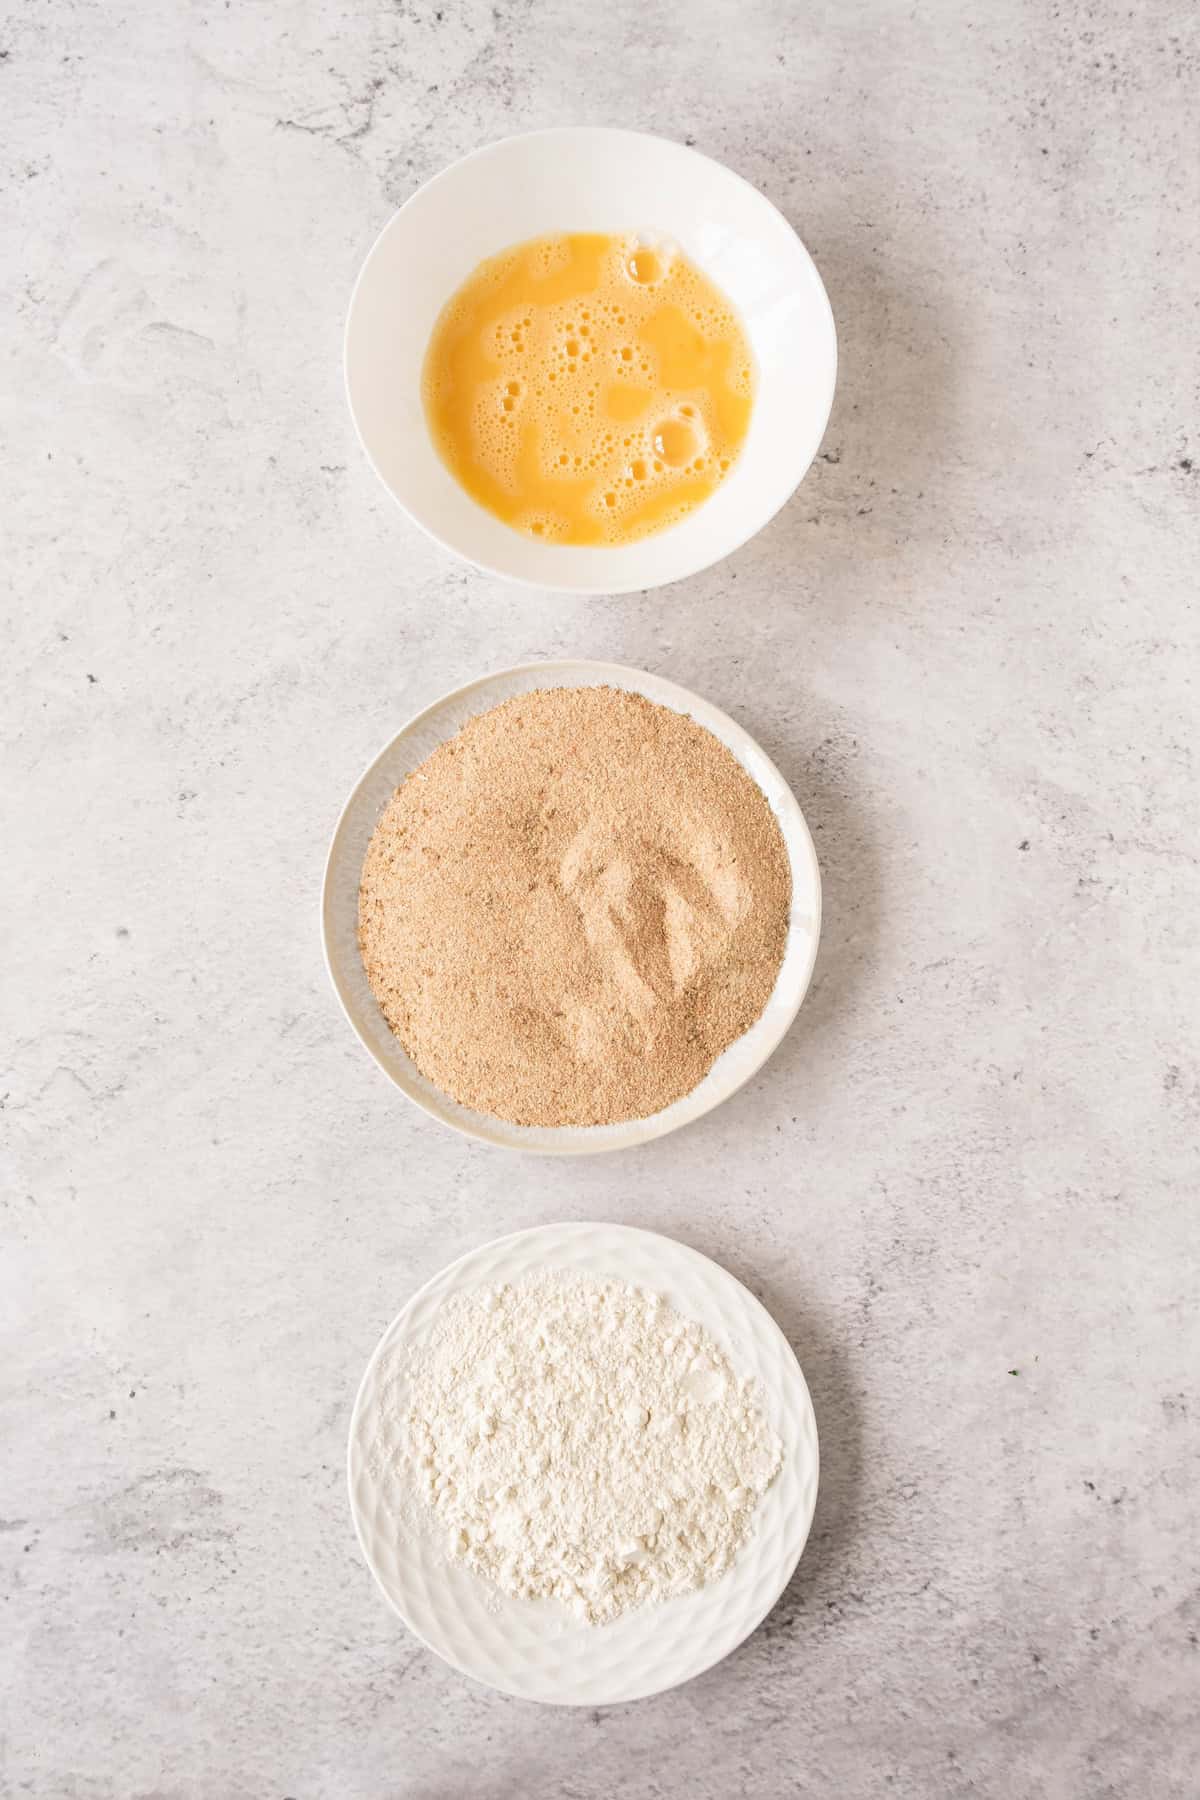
[390, 1270, 783, 1624]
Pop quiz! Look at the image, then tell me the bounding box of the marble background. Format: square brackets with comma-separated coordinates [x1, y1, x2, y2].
[4, 1, 1198, 1795]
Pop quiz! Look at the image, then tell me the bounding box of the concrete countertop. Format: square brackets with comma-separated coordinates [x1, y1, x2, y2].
[5, 1, 1198, 1794]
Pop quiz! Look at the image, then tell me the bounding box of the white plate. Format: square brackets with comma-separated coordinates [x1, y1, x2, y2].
[344, 127, 837, 593]
[321, 660, 822, 1154]
[348, 1222, 819, 1705]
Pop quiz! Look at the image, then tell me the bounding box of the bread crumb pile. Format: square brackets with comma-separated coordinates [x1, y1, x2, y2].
[388, 1270, 784, 1625]
[357, 686, 791, 1127]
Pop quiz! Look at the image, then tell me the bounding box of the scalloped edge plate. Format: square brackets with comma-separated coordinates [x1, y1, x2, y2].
[348, 1222, 819, 1704]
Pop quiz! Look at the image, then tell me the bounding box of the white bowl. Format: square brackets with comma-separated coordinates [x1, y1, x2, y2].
[344, 128, 837, 594]
[348, 1222, 820, 1704]
[322, 661, 821, 1153]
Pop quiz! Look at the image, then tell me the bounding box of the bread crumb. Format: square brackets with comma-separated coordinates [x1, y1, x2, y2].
[357, 686, 791, 1127]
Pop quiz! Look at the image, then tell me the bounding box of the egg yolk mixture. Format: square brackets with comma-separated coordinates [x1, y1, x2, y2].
[421, 232, 754, 545]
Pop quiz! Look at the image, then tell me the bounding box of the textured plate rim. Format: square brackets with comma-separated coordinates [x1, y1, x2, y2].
[320, 659, 822, 1154]
[343, 125, 838, 596]
[346, 1221, 820, 1704]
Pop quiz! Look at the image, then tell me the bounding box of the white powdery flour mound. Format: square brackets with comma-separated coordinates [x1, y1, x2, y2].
[390, 1268, 784, 1624]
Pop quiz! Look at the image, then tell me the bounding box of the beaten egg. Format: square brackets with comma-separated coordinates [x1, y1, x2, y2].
[421, 232, 754, 546]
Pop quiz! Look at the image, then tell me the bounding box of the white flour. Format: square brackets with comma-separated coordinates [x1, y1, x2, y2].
[388, 1269, 783, 1625]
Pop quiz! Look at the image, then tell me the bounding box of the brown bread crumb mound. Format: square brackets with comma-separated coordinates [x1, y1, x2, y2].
[357, 686, 791, 1128]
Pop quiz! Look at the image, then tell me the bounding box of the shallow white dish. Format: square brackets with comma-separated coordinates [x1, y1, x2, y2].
[344, 127, 836, 593]
[321, 660, 822, 1154]
[348, 1222, 819, 1705]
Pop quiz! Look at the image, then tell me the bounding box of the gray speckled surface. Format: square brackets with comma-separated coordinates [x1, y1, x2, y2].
[4, 1, 1198, 1794]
